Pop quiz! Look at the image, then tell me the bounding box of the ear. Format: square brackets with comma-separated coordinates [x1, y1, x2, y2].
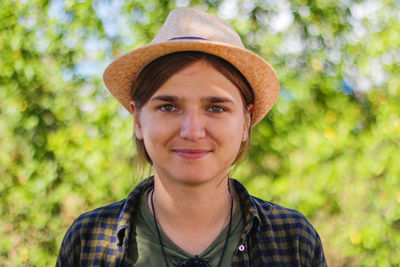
[130, 100, 143, 140]
[242, 103, 253, 142]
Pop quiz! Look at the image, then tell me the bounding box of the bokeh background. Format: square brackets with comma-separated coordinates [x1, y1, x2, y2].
[1, 0, 399, 266]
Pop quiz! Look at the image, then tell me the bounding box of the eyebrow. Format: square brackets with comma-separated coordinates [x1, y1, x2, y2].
[150, 95, 235, 104]
[150, 95, 179, 102]
[203, 96, 235, 104]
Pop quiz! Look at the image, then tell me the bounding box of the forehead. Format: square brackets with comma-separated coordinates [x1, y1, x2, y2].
[151, 60, 244, 102]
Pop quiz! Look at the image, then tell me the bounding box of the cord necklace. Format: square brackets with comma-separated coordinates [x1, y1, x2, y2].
[150, 186, 233, 267]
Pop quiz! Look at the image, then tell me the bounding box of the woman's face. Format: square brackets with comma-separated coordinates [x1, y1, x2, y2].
[132, 60, 252, 186]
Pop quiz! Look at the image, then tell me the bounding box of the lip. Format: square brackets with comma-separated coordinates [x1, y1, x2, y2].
[172, 149, 211, 159]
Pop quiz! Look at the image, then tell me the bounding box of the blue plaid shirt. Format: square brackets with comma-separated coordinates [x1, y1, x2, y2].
[56, 177, 326, 266]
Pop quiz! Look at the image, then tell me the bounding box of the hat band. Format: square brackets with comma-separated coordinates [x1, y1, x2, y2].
[168, 37, 209, 41]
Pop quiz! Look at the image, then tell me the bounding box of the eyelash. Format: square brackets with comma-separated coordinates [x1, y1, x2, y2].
[158, 104, 226, 113]
[207, 105, 225, 113]
[159, 104, 178, 112]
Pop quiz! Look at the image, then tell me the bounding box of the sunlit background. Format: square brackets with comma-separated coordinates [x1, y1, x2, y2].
[1, 0, 399, 266]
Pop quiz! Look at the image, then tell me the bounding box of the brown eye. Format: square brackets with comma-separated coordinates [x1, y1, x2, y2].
[160, 104, 178, 112]
[208, 106, 225, 113]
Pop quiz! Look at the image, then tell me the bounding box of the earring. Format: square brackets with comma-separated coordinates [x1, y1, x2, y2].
[134, 124, 143, 140]
[242, 132, 247, 141]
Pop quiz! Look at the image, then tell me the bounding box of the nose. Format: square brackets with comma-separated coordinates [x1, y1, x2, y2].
[179, 110, 206, 140]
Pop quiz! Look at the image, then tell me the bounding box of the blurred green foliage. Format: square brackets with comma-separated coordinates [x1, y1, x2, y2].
[1, 0, 399, 266]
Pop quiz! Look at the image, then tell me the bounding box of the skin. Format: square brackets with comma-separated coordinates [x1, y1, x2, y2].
[130, 60, 252, 255]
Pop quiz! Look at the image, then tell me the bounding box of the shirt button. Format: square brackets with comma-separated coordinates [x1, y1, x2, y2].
[238, 244, 245, 252]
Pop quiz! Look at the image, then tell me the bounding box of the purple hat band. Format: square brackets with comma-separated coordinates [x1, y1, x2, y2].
[169, 37, 209, 41]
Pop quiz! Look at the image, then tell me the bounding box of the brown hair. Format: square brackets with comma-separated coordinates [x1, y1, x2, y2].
[130, 51, 254, 167]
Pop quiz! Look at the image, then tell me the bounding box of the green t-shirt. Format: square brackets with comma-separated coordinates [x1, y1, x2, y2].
[127, 188, 244, 266]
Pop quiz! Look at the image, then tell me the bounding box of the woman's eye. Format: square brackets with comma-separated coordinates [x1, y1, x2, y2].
[208, 106, 225, 113]
[160, 104, 178, 112]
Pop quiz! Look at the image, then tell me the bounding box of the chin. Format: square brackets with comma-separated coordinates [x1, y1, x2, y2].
[173, 172, 217, 186]
[176, 174, 210, 184]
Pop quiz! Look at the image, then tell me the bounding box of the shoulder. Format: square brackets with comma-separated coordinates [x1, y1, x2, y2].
[251, 195, 317, 236]
[56, 199, 127, 266]
[231, 179, 320, 241]
[250, 196, 326, 266]
[252, 196, 310, 223]
[66, 199, 126, 239]
[61, 177, 153, 244]
[56, 178, 154, 266]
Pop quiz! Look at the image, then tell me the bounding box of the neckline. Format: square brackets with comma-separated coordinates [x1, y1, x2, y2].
[150, 186, 234, 267]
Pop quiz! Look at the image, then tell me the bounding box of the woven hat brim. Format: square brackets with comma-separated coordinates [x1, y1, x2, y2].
[103, 40, 279, 126]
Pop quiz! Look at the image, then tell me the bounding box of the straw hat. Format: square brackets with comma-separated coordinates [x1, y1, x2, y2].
[103, 7, 279, 126]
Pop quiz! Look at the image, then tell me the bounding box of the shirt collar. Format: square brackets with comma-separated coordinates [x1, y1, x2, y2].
[231, 179, 262, 234]
[115, 177, 261, 246]
[116, 177, 154, 246]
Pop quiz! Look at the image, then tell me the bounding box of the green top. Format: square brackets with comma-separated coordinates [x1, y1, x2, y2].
[127, 188, 244, 266]
[58, 177, 326, 266]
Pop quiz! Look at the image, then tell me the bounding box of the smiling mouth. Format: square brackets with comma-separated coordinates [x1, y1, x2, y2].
[172, 149, 211, 159]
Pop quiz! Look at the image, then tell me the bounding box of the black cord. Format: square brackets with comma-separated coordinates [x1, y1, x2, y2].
[216, 183, 233, 267]
[151, 188, 170, 267]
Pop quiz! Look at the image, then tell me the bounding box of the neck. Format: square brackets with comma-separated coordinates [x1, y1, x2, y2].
[152, 172, 232, 220]
[149, 172, 235, 254]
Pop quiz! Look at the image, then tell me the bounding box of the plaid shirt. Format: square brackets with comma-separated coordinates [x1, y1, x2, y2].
[56, 177, 326, 266]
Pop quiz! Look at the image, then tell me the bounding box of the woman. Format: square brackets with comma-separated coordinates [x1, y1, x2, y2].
[57, 8, 326, 267]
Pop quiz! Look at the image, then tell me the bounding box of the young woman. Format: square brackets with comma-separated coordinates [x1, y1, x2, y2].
[57, 8, 326, 267]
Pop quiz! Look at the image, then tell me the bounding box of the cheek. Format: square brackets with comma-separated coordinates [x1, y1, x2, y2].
[139, 115, 160, 146]
[142, 122, 165, 145]
[139, 111, 164, 136]
[216, 119, 244, 149]
[140, 116, 177, 156]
